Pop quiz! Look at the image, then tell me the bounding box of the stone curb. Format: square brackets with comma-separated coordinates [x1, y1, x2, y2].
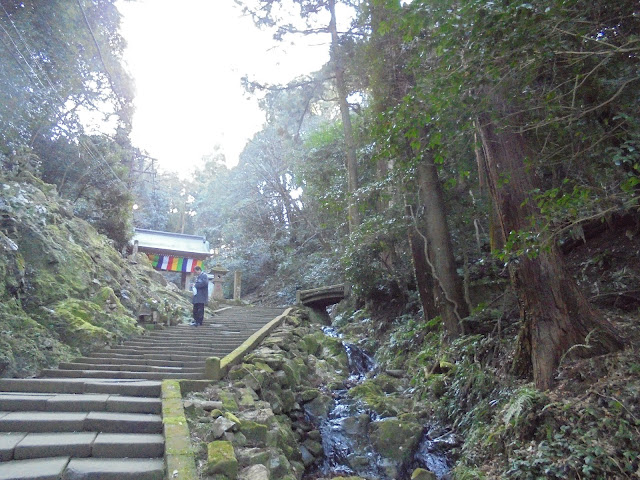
[204, 307, 293, 381]
[162, 380, 198, 480]
[161, 307, 292, 480]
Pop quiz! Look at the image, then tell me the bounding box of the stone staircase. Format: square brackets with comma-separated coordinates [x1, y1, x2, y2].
[0, 306, 285, 479]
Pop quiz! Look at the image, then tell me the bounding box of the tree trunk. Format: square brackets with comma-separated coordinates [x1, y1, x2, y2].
[476, 109, 624, 390]
[405, 204, 439, 320]
[328, 0, 360, 233]
[417, 158, 469, 338]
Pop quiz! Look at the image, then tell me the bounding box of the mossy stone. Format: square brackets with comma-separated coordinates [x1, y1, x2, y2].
[252, 361, 274, 373]
[348, 380, 399, 417]
[280, 388, 296, 413]
[300, 389, 320, 403]
[300, 333, 321, 355]
[303, 439, 323, 457]
[238, 389, 257, 408]
[369, 418, 422, 463]
[219, 391, 239, 412]
[239, 420, 268, 445]
[305, 394, 333, 421]
[224, 412, 241, 425]
[236, 447, 270, 467]
[269, 421, 302, 461]
[206, 441, 238, 478]
[411, 468, 437, 480]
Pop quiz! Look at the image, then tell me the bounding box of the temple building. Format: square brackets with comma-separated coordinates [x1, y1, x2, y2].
[131, 228, 211, 290]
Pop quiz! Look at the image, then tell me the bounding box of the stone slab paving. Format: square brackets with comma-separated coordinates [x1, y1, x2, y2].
[0, 306, 286, 479]
[0, 434, 26, 461]
[62, 458, 164, 480]
[0, 456, 70, 480]
[92, 433, 164, 458]
[13, 433, 97, 460]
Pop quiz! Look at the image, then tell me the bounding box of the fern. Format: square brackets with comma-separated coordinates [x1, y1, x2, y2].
[503, 387, 541, 428]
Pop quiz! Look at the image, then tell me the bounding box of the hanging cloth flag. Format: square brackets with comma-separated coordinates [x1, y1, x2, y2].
[147, 254, 203, 273]
[182, 258, 193, 272]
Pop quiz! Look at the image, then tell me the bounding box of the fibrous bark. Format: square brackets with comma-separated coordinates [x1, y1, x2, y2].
[476, 106, 624, 390]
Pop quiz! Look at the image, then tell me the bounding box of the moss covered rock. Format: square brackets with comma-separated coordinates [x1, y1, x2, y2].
[239, 420, 268, 445]
[206, 441, 238, 478]
[348, 380, 400, 417]
[369, 417, 422, 463]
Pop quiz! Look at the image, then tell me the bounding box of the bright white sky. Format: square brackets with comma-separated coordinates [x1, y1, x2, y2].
[115, 0, 331, 176]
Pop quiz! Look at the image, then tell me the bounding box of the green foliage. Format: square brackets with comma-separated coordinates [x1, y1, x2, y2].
[1, 0, 136, 246]
[501, 387, 547, 431]
[342, 212, 412, 299]
[0, 0, 133, 150]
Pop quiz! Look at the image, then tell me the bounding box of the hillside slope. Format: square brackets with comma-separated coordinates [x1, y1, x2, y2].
[0, 171, 193, 378]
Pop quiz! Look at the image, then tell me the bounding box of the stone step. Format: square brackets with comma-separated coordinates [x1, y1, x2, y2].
[92, 432, 164, 458]
[71, 357, 203, 368]
[0, 379, 162, 397]
[0, 393, 161, 414]
[149, 326, 264, 334]
[10, 432, 97, 460]
[2, 432, 164, 461]
[0, 456, 70, 480]
[0, 411, 162, 434]
[63, 457, 164, 479]
[41, 369, 204, 381]
[0, 456, 164, 480]
[104, 345, 229, 355]
[98, 349, 220, 359]
[86, 352, 220, 362]
[120, 339, 244, 348]
[58, 362, 204, 374]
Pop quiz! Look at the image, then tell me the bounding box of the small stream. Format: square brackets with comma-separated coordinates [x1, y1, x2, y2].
[304, 327, 453, 479]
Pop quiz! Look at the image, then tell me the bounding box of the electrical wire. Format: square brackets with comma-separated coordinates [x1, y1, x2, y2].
[0, 2, 128, 188]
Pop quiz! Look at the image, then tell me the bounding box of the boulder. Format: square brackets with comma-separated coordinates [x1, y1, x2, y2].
[369, 417, 422, 464]
[412, 468, 437, 480]
[236, 447, 271, 467]
[211, 415, 237, 439]
[304, 394, 334, 422]
[239, 420, 268, 445]
[206, 440, 238, 478]
[239, 464, 270, 480]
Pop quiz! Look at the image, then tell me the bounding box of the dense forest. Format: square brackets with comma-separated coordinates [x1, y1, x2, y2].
[1, 0, 639, 478]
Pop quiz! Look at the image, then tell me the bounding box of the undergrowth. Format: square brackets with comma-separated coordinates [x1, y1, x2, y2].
[339, 299, 640, 479]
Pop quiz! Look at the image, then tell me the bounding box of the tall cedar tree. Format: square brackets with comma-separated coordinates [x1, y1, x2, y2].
[367, 0, 468, 336]
[476, 102, 624, 390]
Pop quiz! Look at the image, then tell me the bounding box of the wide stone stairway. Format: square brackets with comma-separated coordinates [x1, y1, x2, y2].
[0, 306, 285, 480]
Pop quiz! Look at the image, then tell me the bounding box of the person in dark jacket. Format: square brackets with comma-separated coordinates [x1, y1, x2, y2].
[191, 266, 208, 326]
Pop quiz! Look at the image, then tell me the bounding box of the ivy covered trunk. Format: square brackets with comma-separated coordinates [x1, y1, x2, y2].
[405, 204, 438, 321]
[416, 159, 468, 338]
[476, 109, 624, 390]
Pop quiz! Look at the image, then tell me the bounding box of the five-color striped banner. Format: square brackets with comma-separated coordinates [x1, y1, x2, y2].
[148, 254, 203, 273]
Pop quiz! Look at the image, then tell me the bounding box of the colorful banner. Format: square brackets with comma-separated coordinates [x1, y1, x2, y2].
[148, 254, 203, 272]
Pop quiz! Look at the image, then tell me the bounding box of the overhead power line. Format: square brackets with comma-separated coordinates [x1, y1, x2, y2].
[0, 3, 128, 189]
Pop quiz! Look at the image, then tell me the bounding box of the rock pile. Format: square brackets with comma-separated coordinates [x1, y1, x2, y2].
[185, 308, 446, 480]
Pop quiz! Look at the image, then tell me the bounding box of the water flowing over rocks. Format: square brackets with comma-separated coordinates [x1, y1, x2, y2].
[185, 308, 456, 479]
